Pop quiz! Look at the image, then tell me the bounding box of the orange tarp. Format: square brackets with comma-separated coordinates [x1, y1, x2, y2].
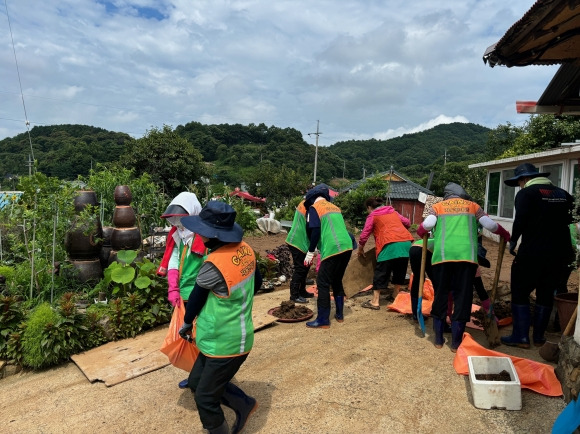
[453, 333, 563, 397]
[386, 278, 434, 315]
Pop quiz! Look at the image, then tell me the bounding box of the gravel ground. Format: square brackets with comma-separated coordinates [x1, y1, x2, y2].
[0, 232, 569, 433]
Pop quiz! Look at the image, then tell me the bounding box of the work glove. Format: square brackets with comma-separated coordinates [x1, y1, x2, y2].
[179, 323, 194, 343]
[493, 224, 511, 243]
[304, 251, 315, 266]
[509, 241, 517, 256]
[416, 223, 428, 238]
[167, 269, 181, 307]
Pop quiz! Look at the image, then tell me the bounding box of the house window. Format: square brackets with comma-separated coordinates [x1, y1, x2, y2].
[487, 172, 500, 215]
[542, 163, 563, 187]
[571, 161, 580, 195]
[500, 169, 515, 218]
[486, 170, 515, 219]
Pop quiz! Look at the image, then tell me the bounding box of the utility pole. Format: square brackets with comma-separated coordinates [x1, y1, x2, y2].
[444, 148, 449, 166]
[308, 120, 322, 185]
[26, 154, 33, 175]
[343, 160, 345, 179]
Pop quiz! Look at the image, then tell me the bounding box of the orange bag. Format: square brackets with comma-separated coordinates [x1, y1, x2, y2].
[160, 301, 199, 372]
[453, 333, 563, 397]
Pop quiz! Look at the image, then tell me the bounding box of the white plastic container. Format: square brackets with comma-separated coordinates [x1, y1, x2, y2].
[468, 356, 522, 410]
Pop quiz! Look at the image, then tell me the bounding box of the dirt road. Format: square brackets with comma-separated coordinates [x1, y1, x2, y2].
[0, 233, 570, 433]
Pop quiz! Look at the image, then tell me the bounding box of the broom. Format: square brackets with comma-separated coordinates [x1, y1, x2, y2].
[483, 237, 506, 348]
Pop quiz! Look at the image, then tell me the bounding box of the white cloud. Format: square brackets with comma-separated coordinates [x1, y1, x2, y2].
[0, 0, 557, 147]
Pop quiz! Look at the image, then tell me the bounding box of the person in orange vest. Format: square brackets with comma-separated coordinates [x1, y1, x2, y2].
[303, 184, 353, 328]
[357, 196, 414, 309]
[416, 182, 510, 352]
[178, 201, 262, 434]
[285, 199, 314, 303]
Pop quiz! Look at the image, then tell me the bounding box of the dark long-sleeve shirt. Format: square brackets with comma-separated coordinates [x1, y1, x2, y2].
[512, 181, 574, 262]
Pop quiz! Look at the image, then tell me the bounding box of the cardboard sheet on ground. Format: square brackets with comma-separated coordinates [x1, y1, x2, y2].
[343, 248, 376, 298]
[71, 326, 171, 387]
[72, 308, 277, 387]
[453, 333, 563, 397]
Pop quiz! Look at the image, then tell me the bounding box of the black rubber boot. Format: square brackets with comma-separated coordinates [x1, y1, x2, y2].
[532, 304, 552, 347]
[208, 420, 229, 434]
[334, 296, 344, 322]
[450, 321, 466, 352]
[433, 317, 445, 348]
[501, 303, 531, 348]
[289, 282, 302, 302]
[221, 382, 258, 434]
[306, 306, 330, 328]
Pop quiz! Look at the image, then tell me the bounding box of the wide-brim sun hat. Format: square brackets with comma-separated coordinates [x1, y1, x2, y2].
[181, 200, 243, 243]
[504, 163, 550, 187]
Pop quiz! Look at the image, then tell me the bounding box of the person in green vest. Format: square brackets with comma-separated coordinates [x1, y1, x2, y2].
[416, 182, 510, 352]
[178, 201, 263, 434]
[303, 184, 353, 328]
[160, 192, 206, 389]
[285, 199, 314, 303]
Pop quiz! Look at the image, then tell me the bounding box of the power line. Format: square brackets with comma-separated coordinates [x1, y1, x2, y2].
[4, 0, 35, 170]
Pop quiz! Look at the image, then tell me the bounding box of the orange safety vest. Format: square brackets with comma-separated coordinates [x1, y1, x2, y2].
[196, 241, 256, 357]
[372, 212, 414, 258]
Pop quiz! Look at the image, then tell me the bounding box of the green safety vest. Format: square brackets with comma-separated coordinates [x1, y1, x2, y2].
[431, 199, 479, 265]
[196, 242, 256, 357]
[311, 200, 352, 261]
[286, 201, 309, 253]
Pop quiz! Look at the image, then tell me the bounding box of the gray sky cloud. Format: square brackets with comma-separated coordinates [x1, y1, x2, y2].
[0, 0, 558, 147]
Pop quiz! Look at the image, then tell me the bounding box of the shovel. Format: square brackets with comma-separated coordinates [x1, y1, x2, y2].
[483, 237, 506, 348]
[417, 234, 428, 337]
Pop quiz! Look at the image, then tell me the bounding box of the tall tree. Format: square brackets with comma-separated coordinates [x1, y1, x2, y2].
[120, 125, 208, 197]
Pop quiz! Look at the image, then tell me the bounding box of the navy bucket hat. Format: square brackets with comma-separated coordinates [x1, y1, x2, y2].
[181, 200, 243, 243]
[504, 163, 550, 187]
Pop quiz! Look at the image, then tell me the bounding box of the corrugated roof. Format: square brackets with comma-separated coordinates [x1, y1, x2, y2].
[342, 170, 433, 200]
[483, 0, 580, 68]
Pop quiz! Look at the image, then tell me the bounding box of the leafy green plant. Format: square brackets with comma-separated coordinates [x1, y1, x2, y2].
[256, 253, 278, 279]
[96, 249, 171, 336]
[108, 295, 146, 339]
[21, 303, 61, 369]
[0, 295, 26, 359]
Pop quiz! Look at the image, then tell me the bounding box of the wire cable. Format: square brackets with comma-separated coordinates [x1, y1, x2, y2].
[4, 0, 35, 169]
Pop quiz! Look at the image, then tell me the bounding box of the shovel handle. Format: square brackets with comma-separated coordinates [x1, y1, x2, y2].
[563, 306, 578, 337]
[418, 234, 428, 299]
[491, 238, 506, 304]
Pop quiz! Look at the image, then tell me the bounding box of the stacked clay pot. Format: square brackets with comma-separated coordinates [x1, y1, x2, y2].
[110, 185, 141, 256]
[65, 190, 103, 283]
[100, 225, 114, 269]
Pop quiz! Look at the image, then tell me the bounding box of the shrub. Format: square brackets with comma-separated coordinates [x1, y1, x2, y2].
[21, 303, 60, 369]
[0, 295, 26, 359]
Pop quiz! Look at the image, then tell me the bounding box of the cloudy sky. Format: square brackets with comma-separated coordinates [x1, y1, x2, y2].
[0, 0, 558, 146]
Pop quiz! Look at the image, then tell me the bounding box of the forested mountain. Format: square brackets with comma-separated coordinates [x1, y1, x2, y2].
[0, 124, 133, 181]
[328, 122, 490, 180]
[0, 121, 491, 189]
